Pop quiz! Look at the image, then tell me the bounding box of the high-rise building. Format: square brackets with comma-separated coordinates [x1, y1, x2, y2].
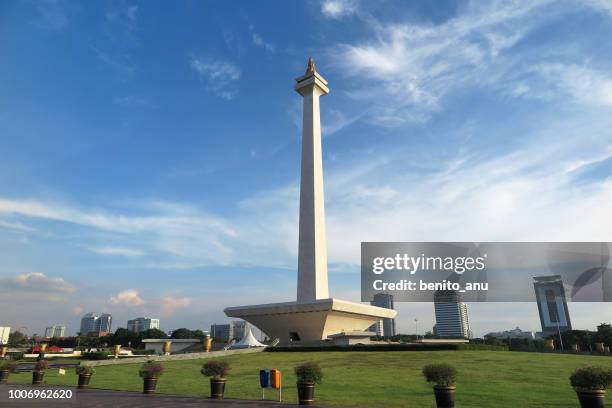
[533, 275, 572, 335]
[80, 313, 113, 336]
[44, 325, 66, 338]
[367, 293, 396, 337]
[433, 291, 471, 338]
[210, 323, 233, 342]
[232, 320, 250, 340]
[127, 317, 160, 333]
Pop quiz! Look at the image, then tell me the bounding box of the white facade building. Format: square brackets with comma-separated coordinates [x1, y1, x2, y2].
[485, 327, 535, 340]
[0, 327, 10, 344]
[80, 313, 112, 336]
[433, 291, 471, 338]
[45, 325, 66, 338]
[232, 320, 250, 340]
[127, 317, 160, 333]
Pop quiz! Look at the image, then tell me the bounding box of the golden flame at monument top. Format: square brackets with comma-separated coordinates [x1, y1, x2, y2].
[306, 57, 316, 74]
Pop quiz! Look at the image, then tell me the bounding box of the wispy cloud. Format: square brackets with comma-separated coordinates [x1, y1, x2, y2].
[89, 246, 144, 257]
[32, 0, 68, 31]
[160, 296, 192, 316]
[113, 95, 149, 107]
[92, 46, 136, 76]
[105, 4, 139, 32]
[249, 25, 276, 53]
[191, 57, 241, 100]
[0, 272, 76, 293]
[329, 0, 560, 125]
[321, 0, 359, 19]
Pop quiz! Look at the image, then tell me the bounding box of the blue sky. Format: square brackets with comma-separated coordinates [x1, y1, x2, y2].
[1, 0, 612, 337]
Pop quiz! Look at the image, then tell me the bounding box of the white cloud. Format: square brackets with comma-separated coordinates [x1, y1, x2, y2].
[89, 246, 145, 257]
[72, 305, 83, 316]
[1, 272, 76, 293]
[191, 57, 241, 100]
[109, 289, 145, 306]
[321, 0, 358, 19]
[160, 296, 192, 316]
[330, 0, 558, 125]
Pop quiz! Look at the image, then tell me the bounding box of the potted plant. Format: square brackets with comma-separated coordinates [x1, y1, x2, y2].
[570, 366, 612, 408]
[75, 365, 96, 389]
[0, 360, 18, 384]
[294, 362, 323, 405]
[138, 361, 164, 394]
[32, 359, 48, 386]
[201, 360, 230, 399]
[422, 364, 457, 408]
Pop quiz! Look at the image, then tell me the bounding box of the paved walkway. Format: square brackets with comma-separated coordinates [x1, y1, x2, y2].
[0, 384, 333, 408]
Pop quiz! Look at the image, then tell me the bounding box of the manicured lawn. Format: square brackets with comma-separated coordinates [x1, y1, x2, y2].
[8, 351, 612, 407]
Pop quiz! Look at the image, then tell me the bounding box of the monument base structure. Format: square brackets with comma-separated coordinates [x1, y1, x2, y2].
[224, 298, 395, 342]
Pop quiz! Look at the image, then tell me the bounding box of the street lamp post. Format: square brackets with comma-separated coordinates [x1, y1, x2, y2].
[414, 318, 419, 341]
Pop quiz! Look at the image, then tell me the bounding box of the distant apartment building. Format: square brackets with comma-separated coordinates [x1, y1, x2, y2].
[210, 323, 233, 342]
[127, 317, 160, 333]
[533, 275, 572, 336]
[232, 320, 250, 340]
[485, 326, 535, 340]
[80, 313, 112, 336]
[367, 293, 396, 337]
[44, 325, 66, 338]
[0, 327, 10, 344]
[433, 291, 471, 338]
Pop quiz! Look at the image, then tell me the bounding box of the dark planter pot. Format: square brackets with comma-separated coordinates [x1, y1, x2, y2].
[143, 377, 158, 394]
[32, 371, 45, 386]
[78, 374, 92, 389]
[0, 370, 9, 384]
[297, 381, 316, 405]
[210, 378, 226, 399]
[576, 390, 606, 408]
[433, 385, 456, 408]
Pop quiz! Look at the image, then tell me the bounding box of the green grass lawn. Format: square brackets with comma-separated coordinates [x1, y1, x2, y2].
[8, 351, 612, 407]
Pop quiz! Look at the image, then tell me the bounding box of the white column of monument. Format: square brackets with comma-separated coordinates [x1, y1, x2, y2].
[295, 58, 330, 303]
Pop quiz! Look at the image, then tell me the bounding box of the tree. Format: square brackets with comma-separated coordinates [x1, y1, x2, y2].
[142, 328, 167, 339]
[8, 330, 26, 346]
[170, 328, 194, 339]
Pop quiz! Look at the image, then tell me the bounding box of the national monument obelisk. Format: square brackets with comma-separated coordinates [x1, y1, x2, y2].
[225, 59, 396, 342]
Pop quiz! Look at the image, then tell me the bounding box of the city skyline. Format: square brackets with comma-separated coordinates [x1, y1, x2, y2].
[2, 1, 612, 337]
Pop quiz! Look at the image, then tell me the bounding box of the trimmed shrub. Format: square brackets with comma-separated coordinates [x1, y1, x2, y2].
[570, 366, 612, 391]
[295, 362, 323, 384]
[34, 360, 49, 372]
[201, 360, 230, 379]
[0, 361, 18, 372]
[422, 364, 457, 387]
[81, 351, 109, 360]
[75, 366, 96, 375]
[139, 361, 164, 378]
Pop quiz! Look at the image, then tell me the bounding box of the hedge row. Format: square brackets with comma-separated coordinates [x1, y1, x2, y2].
[266, 343, 508, 352]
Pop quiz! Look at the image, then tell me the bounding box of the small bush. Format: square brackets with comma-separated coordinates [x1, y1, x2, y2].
[139, 361, 164, 378]
[11, 352, 24, 361]
[295, 362, 323, 384]
[570, 366, 612, 391]
[81, 351, 109, 360]
[422, 364, 457, 387]
[34, 360, 49, 372]
[75, 366, 96, 375]
[132, 349, 156, 355]
[0, 361, 18, 372]
[201, 360, 230, 379]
